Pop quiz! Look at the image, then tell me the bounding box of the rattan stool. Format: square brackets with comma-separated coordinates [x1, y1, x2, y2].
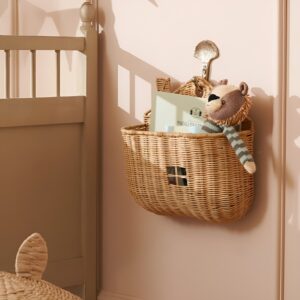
[0, 233, 81, 299]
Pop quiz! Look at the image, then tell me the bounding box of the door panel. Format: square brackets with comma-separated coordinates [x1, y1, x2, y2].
[0, 124, 82, 286]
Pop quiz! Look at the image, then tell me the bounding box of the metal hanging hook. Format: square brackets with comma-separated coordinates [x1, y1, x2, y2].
[194, 40, 219, 81]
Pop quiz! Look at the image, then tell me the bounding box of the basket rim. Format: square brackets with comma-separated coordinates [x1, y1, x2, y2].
[121, 118, 254, 138]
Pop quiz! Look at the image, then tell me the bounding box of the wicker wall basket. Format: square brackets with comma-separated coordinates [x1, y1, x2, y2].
[121, 113, 255, 223]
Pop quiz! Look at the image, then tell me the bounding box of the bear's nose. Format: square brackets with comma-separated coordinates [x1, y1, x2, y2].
[208, 94, 220, 102]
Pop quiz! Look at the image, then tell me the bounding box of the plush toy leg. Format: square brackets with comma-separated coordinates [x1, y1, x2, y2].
[244, 161, 256, 174]
[223, 126, 256, 174]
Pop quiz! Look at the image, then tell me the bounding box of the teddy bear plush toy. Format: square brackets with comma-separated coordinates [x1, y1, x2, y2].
[201, 82, 256, 174]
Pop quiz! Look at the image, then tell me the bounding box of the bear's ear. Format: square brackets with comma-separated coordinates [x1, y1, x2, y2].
[239, 82, 248, 96]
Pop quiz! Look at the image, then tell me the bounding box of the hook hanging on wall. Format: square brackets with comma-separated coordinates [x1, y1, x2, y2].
[194, 40, 219, 81]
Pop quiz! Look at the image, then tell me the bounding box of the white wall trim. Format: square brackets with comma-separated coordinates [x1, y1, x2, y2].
[98, 290, 142, 300]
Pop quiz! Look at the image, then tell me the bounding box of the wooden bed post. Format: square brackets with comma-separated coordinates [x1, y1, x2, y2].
[80, 1, 98, 299]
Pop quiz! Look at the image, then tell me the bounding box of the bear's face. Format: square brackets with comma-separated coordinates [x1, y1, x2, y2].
[206, 82, 249, 125]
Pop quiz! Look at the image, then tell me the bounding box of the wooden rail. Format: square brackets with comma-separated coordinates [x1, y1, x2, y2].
[0, 96, 85, 127]
[0, 35, 85, 99]
[0, 36, 85, 51]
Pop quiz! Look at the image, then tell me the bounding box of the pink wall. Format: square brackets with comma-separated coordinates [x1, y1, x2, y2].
[17, 0, 85, 98]
[0, 0, 85, 99]
[99, 0, 281, 299]
[0, 0, 12, 98]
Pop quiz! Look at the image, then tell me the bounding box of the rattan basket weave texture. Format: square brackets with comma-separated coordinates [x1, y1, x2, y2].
[0, 233, 81, 300]
[121, 118, 254, 223]
[0, 272, 80, 300]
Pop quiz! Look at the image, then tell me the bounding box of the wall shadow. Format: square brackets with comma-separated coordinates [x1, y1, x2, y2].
[147, 0, 158, 7]
[49, 8, 80, 70]
[20, 1, 81, 69]
[98, 1, 179, 291]
[98, 0, 180, 125]
[0, 0, 8, 18]
[19, 0, 46, 35]
[98, 0, 275, 239]
[287, 95, 300, 160]
[98, 0, 277, 292]
[20, 1, 80, 37]
[285, 95, 300, 227]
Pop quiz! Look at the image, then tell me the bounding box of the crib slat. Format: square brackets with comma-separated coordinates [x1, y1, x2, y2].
[5, 50, 10, 99]
[56, 50, 61, 97]
[31, 50, 36, 98]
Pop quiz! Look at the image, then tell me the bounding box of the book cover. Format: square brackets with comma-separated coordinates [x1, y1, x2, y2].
[150, 91, 207, 133]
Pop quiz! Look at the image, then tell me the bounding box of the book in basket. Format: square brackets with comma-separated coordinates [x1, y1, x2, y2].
[150, 91, 207, 133]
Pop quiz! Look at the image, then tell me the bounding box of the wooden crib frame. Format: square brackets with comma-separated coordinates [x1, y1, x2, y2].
[0, 2, 99, 299]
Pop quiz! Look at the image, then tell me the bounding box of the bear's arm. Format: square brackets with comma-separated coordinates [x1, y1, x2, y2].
[222, 126, 254, 166]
